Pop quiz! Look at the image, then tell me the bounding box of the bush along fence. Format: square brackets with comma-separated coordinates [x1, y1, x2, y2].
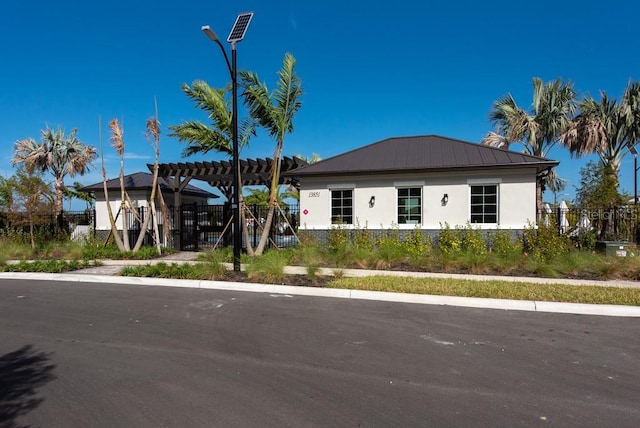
[0, 209, 95, 243]
[538, 204, 640, 244]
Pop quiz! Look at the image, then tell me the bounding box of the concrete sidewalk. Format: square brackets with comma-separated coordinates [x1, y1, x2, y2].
[2, 251, 640, 318]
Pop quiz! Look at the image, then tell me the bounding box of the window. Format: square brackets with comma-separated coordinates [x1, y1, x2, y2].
[331, 189, 353, 224]
[470, 185, 498, 224]
[398, 187, 422, 224]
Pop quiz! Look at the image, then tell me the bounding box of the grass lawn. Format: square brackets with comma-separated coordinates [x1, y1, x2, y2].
[328, 276, 640, 306]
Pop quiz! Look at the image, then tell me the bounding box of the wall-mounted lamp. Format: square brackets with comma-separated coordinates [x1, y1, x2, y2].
[369, 196, 376, 208]
[441, 193, 449, 206]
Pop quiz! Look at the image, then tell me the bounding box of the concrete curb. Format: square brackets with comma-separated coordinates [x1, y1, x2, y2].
[2, 272, 639, 318]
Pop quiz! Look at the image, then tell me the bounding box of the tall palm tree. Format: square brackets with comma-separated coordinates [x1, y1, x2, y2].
[482, 77, 577, 210]
[12, 126, 97, 216]
[170, 80, 257, 254]
[239, 52, 303, 255]
[561, 81, 640, 190]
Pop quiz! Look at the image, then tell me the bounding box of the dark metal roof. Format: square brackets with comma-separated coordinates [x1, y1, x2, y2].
[80, 172, 218, 198]
[285, 135, 558, 177]
[153, 156, 308, 188]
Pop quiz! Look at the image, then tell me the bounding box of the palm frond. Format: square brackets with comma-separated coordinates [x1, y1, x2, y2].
[169, 121, 232, 156]
[108, 119, 125, 156]
[273, 53, 303, 134]
[480, 132, 510, 149]
[146, 116, 161, 144]
[182, 81, 232, 131]
[239, 70, 276, 133]
[12, 138, 45, 172]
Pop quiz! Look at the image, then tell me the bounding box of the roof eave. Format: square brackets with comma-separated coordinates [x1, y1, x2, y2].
[288, 162, 560, 178]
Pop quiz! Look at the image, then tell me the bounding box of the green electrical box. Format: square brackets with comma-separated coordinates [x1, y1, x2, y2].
[595, 241, 638, 257]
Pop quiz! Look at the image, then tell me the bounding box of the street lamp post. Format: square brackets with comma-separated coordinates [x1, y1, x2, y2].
[202, 12, 253, 271]
[628, 144, 638, 205]
[631, 151, 640, 206]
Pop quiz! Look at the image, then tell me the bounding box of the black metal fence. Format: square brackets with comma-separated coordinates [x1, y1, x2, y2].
[177, 203, 300, 251]
[537, 205, 640, 243]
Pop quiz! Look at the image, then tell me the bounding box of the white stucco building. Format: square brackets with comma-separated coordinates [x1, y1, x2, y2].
[287, 135, 557, 234]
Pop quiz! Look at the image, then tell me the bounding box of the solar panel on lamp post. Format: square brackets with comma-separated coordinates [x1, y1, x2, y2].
[201, 12, 253, 271]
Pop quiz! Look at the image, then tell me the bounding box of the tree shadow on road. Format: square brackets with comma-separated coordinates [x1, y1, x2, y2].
[0, 345, 56, 428]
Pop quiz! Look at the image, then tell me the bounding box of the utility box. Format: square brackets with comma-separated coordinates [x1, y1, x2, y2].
[595, 241, 638, 257]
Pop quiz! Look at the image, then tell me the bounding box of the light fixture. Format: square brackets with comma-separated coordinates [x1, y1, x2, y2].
[369, 196, 375, 208]
[202, 12, 254, 272]
[441, 193, 448, 206]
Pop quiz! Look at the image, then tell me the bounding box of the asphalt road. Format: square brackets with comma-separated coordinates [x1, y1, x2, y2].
[1, 279, 639, 427]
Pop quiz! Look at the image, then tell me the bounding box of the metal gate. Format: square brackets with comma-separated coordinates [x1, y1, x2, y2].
[180, 203, 230, 251]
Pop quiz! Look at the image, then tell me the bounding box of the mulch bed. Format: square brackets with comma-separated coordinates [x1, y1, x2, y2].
[220, 270, 332, 287]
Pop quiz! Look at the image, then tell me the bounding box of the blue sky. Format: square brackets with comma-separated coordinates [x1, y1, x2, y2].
[2, 0, 639, 209]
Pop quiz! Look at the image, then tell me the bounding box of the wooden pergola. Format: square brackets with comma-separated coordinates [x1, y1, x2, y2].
[148, 155, 308, 207]
[149, 156, 308, 249]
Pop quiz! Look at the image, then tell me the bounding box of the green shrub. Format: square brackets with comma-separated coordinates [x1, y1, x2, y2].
[246, 250, 289, 283]
[198, 250, 229, 279]
[523, 221, 570, 261]
[438, 222, 461, 255]
[489, 229, 523, 255]
[457, 223, 486, 255]
[0, 259, 95, 273]
[328, 223, 349, 252]
[81, 244, 169, 260]
[353, 220, 374, 250]
[405, 226, 432, 257]
[571, 228, 597, 251]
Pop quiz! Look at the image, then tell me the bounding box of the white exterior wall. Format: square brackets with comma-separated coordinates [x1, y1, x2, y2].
[299, 169, 537, 230]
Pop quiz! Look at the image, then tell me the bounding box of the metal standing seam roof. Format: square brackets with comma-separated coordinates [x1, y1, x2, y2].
[80, 172, 218, 198]
[285, 135, 559, 177]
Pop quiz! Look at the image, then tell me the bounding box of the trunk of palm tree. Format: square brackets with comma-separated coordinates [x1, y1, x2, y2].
[28, 213, 35, 249]
[156, 184, 172, 247]
[119, 161, 130, 251]
[237, 170, 254, 257]
[536, 179, 543, 217]
[132, 202, 152, 252]
[102, 172, 125, 250]
[134, 113, 162, 254]
[241, 205, 254, 257]
[99, 119, 126, 251]
[54, 178, 64, 216]
[254, 143, 283, 255]
[133, 163, 160, 253]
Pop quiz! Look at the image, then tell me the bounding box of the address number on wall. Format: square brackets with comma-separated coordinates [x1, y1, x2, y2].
[308, 191, 321, 197]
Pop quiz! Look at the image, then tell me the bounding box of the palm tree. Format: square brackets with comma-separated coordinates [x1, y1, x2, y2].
[561, 81, 640, 190]
[170, 80, 257, 254]
[62, 181, 94, 210]
[239, 52, 303, 255]
[169, 81, 254, 157]
[482, 77, 577, 210]
[12, 126, 97, 216]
